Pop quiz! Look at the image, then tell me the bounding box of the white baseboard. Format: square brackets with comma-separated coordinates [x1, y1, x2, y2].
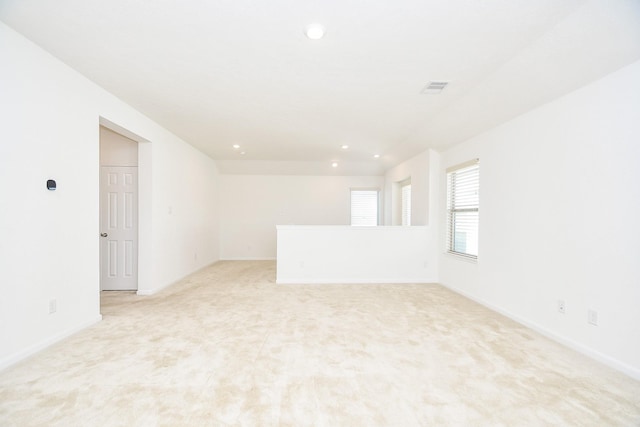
[136, 289, 159, 296]
[137, 260, 220, 296]
[441, 283, 640, 381]
[221, 257, 276, 261]
[0, 315, 103, 372]
[276, 278, 438, 284]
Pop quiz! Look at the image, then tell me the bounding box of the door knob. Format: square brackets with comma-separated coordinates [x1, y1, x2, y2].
[100, 233, 108, 237]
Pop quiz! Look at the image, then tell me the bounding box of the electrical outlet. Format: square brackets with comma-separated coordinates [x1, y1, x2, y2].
[49, 299, 57, 314]
[557, 300, 566, 314]
[588, 309, 598, 326]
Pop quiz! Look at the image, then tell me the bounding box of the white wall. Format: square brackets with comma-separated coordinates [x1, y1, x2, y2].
[3, 15, 638, 381]
[277, 226, 437, 283]
[146, 135, 220, 293]
[438, 60, 640, 378]
[100, 126, 138, 166]
[220, 175, 384, 259]
[384, 149, 432, 226]
[0, 22, 220, 369]
[382, 149, 441, 281]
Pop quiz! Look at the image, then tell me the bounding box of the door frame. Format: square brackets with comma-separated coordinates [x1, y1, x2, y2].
[99, 117, 152, 295]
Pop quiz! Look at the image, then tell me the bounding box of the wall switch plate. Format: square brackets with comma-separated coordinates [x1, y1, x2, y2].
[49, 299, 57, 314]
[588, 309, 598, 326]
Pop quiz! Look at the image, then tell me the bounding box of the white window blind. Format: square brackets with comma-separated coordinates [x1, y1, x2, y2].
[446, 160, 479, 258]
[401, 183, 411, 226]
[351, 189, 379, 226]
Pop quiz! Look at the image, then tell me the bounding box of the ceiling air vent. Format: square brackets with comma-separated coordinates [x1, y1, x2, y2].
[421, 81, 449, 95]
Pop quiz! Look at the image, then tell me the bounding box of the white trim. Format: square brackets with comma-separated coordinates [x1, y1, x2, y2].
[276, 225, 428, 231]
[136, 288, 161, 296]
[277, 278, 438, 285]
[220, 257, 276, 261]
[441, 282, 640, 381]
[349, 186, 381, 191]
[443, 251, 478, 263]
[446, 158, 479, 173]
[0, 315, 103, 372]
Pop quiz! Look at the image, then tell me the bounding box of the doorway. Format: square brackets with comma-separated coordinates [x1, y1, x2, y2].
[99, 126, 138, 291]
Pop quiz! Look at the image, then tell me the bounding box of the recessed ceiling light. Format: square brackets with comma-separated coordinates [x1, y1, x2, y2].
[331, 162, 338, 168]
[232, 144, 240, 149]
[305, 24, 325, 40]
[373, 154, 380, 158]
[240, 151, 246, 155]
[341, 145, 349, 150]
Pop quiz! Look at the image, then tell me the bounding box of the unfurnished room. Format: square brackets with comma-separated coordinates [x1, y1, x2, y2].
[1, 0, 640, 425]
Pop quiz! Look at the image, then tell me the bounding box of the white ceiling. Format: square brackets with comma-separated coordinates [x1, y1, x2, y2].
[1, 0, 639, 175]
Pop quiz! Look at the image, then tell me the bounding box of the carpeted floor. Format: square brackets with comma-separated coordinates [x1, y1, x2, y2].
[1, 260, 639, 426]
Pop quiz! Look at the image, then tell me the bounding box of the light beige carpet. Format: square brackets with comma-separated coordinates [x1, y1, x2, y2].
[1, 260, 639, 426]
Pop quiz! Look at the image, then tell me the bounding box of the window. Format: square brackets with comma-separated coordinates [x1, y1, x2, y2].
[446, 160, 479, 258]
[401, 180, 411, 226]
[350, 189, 379, 226]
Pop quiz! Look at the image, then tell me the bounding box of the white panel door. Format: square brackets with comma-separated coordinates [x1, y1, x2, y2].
[100, 166, 138, 291]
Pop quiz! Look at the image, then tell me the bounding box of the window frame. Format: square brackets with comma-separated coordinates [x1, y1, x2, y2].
[400, 179, 411, 226]
[446, 159, 480, 260]
[350, 188, 380, 227]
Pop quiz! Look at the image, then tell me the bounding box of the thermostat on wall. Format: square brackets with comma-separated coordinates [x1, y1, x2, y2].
[46, 179, 56, 191]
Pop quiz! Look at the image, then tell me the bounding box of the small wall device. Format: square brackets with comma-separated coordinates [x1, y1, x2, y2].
[46, 179, 56, 191]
